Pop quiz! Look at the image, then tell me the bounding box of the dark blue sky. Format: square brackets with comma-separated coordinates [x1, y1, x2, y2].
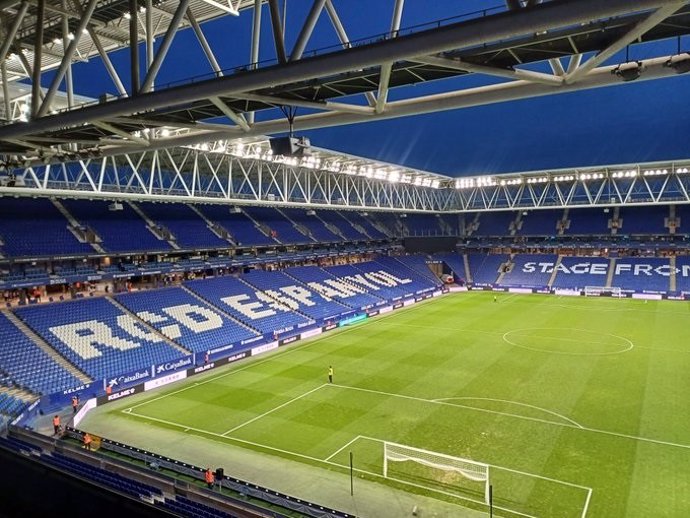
[52, 1, 690, 176]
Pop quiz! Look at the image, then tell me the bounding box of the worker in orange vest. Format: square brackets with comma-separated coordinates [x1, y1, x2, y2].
[83, 433, 92, 451]
[71, 395, 79, 413]
[204, 467, 215, 489]
[52, 415, 61, 435]
[105, 384, 112, 396]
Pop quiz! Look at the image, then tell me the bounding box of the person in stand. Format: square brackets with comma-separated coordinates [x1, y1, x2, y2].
[328, 366, 333, 384]
[204, 350, 210, 365]
[52, 415, 61, 435]
[105, 384, 112, 396]
[204, 467, 215, 489]
[71, 395, 79, 414]
[83, 433, 92, 451]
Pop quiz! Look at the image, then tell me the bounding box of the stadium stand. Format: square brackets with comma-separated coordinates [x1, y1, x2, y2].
[376, 255, 440, 285]
[674, 256, 690, 293]
[610, 257, 671, 293]
[184, 276, 313, 334]
[500, 254, 558, 287]
[136, 202, 228, 249]
[349, 260, 431, 300]
[617, 206, 669, 234]
[317, 210, 368, 240]
[403, 213, 445, 236]
[61, 199, 170, 253]
[469, 211, 516, 236]
[516, 210, 563, 236]
[466, 253, 509, 285]
[42, 453, 164, 501]
[243, 207, 313, 244]
[339, 211, 389, 239]
[0, 311, 83, 395]
[565, 208, 611, 235]
[115, 287, 258, 353]
[15, 298, 181, 381]
[551, 256, 612, 289]
[433, 252, 466, 281]
[285, 265, 383, 309]
[281, 208, 344, 242]
[196, 205, 276, 246]
[242, 269, 352, 321]
[0, 197, 93, 258]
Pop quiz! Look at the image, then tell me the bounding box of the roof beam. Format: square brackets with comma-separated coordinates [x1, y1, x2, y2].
[414, 54, 563, 85]
[565, 3, 683, 84]
[209, 96, 250, 131]
[0, 0, 681, 142]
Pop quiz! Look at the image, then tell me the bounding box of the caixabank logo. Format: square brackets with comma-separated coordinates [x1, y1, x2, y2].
[155, 358, 192, 375]
[108, 369, 150, 389]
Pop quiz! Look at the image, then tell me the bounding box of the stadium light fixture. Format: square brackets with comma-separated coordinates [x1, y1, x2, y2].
[677, 167, 689, 174]
[665, 54, 690, 74]
[612, 61, 643, 82]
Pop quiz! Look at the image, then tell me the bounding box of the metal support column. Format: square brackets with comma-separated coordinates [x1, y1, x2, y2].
[130, 0, 140, 95]
[32, 0, 46, 118]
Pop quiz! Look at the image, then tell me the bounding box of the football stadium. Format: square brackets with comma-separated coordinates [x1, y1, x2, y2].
[0, 1, 689, 517]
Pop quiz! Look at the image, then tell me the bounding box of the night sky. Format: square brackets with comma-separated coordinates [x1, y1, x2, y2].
[45, 1, 690, 176]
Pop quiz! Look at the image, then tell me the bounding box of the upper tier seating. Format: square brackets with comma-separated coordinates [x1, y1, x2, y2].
[403, 214, 445, 236]
[280, 208, 343, 242]
[0, 312, 83, 395]
[243, 207, 313, 244]
[286, 265, 384, 309]
[618, 206, 669, 234]
[467, 253, 509, 285]
[15, 298, 181, 381]
[675, 205, 690, 235]
[316, 210, 367, 240]
[115, 287, 258, 353]
[371, 212, 403, 237]
[551, 256, 612, 289]
[516, 210, 563, 236]
[611, 257, 670, 293]
[471, 212, 516, 236]
[243, 269, 352, 321]
[61, 199, 169, 253]
[339, 212, 388, 239]
[0, 198, 92, 258]
[184, 276, 313, 335]
[0, 392, 27, 418]
[196, 205, 276, 246]
[500, 254, 558, 287]
[565, 208, 611, 235]
[136, 202, 227, 249]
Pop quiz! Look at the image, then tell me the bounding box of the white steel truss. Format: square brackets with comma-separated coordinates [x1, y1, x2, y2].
[3, 149, 690, 213]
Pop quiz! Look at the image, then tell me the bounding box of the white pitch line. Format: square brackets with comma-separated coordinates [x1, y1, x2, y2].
[221, 384, 328, 436]
[123, 296, 436, 412]
[324, 435, 363, 462]
[434, 397, 584, 429]
[582, 488, 593, 518]
[328, 384, 690, 451]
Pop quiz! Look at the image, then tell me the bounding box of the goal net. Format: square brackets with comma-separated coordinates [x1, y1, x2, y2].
[383, 441, 490, 504]
[584, 286, 623, 297]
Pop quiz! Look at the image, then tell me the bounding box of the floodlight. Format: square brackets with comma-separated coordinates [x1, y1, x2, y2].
[612, 62, 643, 82]
[665, 54, 690, 74]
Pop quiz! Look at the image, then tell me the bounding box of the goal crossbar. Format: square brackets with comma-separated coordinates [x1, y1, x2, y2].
[383, 441, 490, 504]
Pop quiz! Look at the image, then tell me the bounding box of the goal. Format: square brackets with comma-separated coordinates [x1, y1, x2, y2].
[584, 286, 623, 297]
[383, 441, 490, 504]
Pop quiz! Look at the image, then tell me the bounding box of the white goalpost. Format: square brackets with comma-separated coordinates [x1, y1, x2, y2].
[383, 441, 491, 504]
[584, 286, 623, 297]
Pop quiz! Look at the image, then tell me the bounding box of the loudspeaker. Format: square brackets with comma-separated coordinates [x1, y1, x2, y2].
[269, 136, 309, 157]
[215, 467, 224, 480]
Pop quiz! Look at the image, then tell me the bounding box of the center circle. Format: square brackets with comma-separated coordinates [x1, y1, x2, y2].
[503, 327, 634, 356]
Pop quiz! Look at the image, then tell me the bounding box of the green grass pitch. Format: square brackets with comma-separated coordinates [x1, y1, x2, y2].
[82, 293, 690, 517]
